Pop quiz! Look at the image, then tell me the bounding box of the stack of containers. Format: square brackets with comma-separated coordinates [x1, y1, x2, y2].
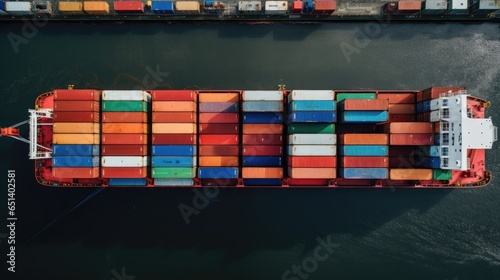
[287, 90, 337, 181]
[52, 89, 100, 178]
[151, 90, 197, 186]
[337, 134, 389, 179]
[242, 91, 284, 186]
[101, 90, 150, 185]
[198, 92, 239, 186]
[337, 95, 388, 123]
[377, 92, 416, 122]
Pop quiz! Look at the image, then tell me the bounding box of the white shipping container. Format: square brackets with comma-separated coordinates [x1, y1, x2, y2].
[265, 1, 287, 14]
[154, 178, 194, 186]
[479, 0, 500, 9]
[288, 90, 335, 102]
[450, 0, 468, 10]
[430, 110, 441, 122]
[101, 156, 147, 167]
[6, 2, 33, 14]
[287, 145, 337, 156]
[239, 1, 261, 12]
[430, 98, 442, 111]
[102, 90, 151, 102]
[243, 90, 283, 101]
[289, 134, 337, 145]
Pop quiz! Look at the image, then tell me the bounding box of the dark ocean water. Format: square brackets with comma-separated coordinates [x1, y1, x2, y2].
[0, 22, 499, 280]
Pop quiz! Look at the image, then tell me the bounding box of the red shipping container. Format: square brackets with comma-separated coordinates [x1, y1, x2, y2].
[421, 87, 465, 100]
[398, 0, 422, 12]
[199, 113, 239, 123]
[102, 112, 147, 123]
[102, 167, 147, 178]
[52, 167, 99, 178]
[243, 124, 283, 134]
[388, 104, 415, 114]
[152, 112, 196, 123]
[243, 145, 283, 156]
[101, 145, 147, 156]
[313, 0, 336, 14]
[114, 1, 144, 13]
[388, 114, 416, 122]
[339, 133, 388, 145]
[390, 133, 434, 145]
[102, 134, 147, 145]
[377, 93, 415, 104]
[292, 1, 302, 13]
[243, 134, 283, 145]
[151, 90, 196, 101]
[54, 101, 100, 111]
[199, 123, 239, 134]
[152, 134, 196, 145]
[382, 122, 433, 133]
[53, 89, 100, 101]
[416, 91, 423, 102]
[199, 135, 239, 145]
[288, 156, 336, 167]
[199, 145, 239, 156]
[339, 156, 389, 168]
[341, 99, 389, 111]
[53, 112, 99, 122]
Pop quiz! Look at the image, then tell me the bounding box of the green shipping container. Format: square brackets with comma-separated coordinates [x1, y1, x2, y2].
[152, 167, 196, 178]
[102, 101, 148, 112]
[287, 123, 335, 134]
[336, 93, 376, 102]
[433, 169, 452, 180]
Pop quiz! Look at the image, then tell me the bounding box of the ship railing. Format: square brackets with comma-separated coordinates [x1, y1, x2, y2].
[439, 89, 468, 98]
[494, 126, 498, 142]
[28, 108, 53, 159]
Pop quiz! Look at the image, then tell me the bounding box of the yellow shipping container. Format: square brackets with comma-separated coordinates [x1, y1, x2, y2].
[175, 1, 200, 13]
[53, 123, 100, 134]
[53, 134, 100, 144]
[152, 123, 196, 134]
[58, 2, 84, 13]
[83, 1, 110, 14]
[389, 169, 433, 180]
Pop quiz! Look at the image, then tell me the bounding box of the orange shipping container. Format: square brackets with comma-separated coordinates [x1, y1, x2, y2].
[382, 122, 433, 134]
[53, 133, 100, 144]
[102, 123, 147, 134]
[102, 112, 147, 123]
[52, 167, 99, 178]
[243, 167, 283, 178]
[102, 134, 147, 145]
[390, 168, 432, 180]
[53, 123, 100, 134]
[199, 93, 239, 102]
[377, 93, 415, 104]
[388, 104, 415, 115]
[288, 167, 336, 179]
[153, 101, 196, 112]
[58, 2, 84, 13]
[340, 99, 389, 111]
[390, 134, 434, 145]
[152, 112, 196, 123]
[54, 89, 100, 101]
[398, 1, 422, 12]
[152, 123, 196, 134]
[83, 1, 110, 14]
[434, 122, 440, 133]
[339, 133, 389, 145]
[243, 124, 283, 134]
[199, 156, 239, 167]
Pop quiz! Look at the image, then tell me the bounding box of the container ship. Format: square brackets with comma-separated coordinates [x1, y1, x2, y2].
[1, 87, 497, 188]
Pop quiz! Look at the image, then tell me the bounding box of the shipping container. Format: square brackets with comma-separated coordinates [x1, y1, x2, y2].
[102, 100, 148, 112]
[433, 122, 440, 133]
[243, 145, 283, 156]
[199, 102, 239, 113]
[53, 122, 100, 134]
[422, 157, 441, 169]
[199, 112, 239, 123]
[421, 145, 440, 157]
[101, 156, 147, 167]
[288, 111, 336, 123]
[288, 134, 336, 145]
[52, 167, 99, 178]
[199, 123, 239, 134]
[390, 133, 434, 145]
[152, 145, 196, 156]
[152, 101, 196, 112]
[339, 156, 389, 167]
[101, 145, 147, 156]
[83, 1, 110, 14]
[335, 92, 376, 102]
[151, 1, 175, 14]
[423, 0, 447, 13]
[287, 123, 335, 134]
[288, 145, 336, 156]
[434, 133, 440, 145]
[288, 90, 334, 101]
[53, 112, 99, 123]
[152, 90, 196, 101]
[102, 167, 147, 178]
[199, 135, 239, 145]
[152, 134, 196, 145]
[53, 144, 99, 156]
[388, 114, 416, 122]
[102, 112, 147, 123]
[430, 111, 441, 122]
[53, 89, 100, 101]
[243, 156, 282, 166]
[292, 1, 303, 13]
[388, 146, 415, 158]
[152, 156, 196, 167]
[265, 1, 288, 14]
[152, 167, 196, 178]
[199, 156, 239, 166]
[53, 156, 99, 167]
[198, 167, 238, 178]
[103, 123, 147, 134]
[313, 0, 336, 14]
[243, 112, 283, 124]
[376, 93, 415, 104]
[433, 169, 452, 180]
[102, 134, 147, 145]
[390, 168, 433, 180]
[53, 133, 100, 144]
[242, 134, 283, 145]
[339, 168, 388, 179]
[288, 167, 336, 179]
[5, 1, 32, 14]
[339, 111, 388, 123]
[175, 1, 200, 13]
[339, 99, 389, 111]
[388, 104, 415, 114]
[398, 0, 422, 11]
[57, 1, 84, 13]
[199, 145, 239, 156]
[243, 178, 282, 186]
[288, 100, 336, 111]
[287, 156, 336, 167]
[113, 1, 145, 13]
[154, 178, 194, 186]
[238, 1, 262, 12]
[339, 133, 388, 145]
[152, 112, 196, 123]
[243, 101, 283, 112]
[389, 156, 414, 168]
[338, 145, 388, 156]
[109, 178, 147, 186]
[54, 101, 99, 111]
[152, 123, 196, 134]
[0, 1, 7, 15]
[243, 124, 283, 134]
[381, 122, 433, 133]
[242, 90, 283, 101]
[243, 167, 283, 178]
[102, 90, 150, 101]
[199, 93, 239, 102]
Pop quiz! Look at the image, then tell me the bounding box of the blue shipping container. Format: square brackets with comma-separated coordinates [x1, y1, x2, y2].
[152, 156, 196, 167]
[152, 145, 196, 156]
[151, 1, 175, 14]
[0, 1, 8, 14]
[243, 112, 283, 124]
[243, 178, 282, 186]
[423, 157, 441, 169]
[53, 156, 99, 167]
[288, 100, 336, 111]
[339, 168, 388, 179]
[205, 0, 214, 6]
[416, 101, 424, 113]
[339, 111, 388, 123]
[109, 178, 147, 186]
[198, 167, 238, 179]
[434, 133, 440, 145]
[288, 111, 336, 123]
[243, 156, 282, 167]
[304, 1, 314, 12]
[422, 145, 440, 157]
[243, 101, 283, 112]
[154, 178, 194, 186]
[53, 144, 99, 156]
[338, 145, 388, 156]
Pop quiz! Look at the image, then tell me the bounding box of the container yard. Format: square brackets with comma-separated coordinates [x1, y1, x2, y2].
[0, 0, 499, 21]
